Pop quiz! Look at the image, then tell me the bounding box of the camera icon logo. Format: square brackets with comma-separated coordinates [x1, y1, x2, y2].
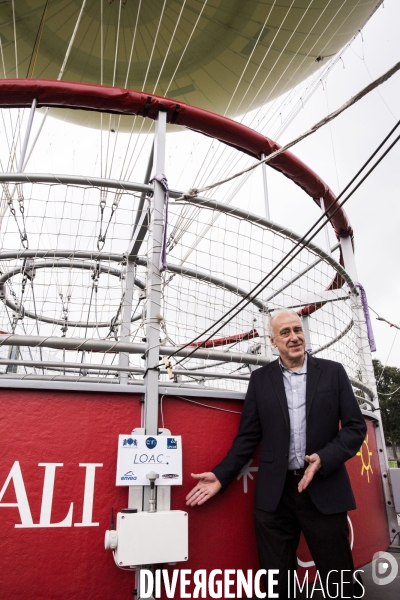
[372, 551, 398, 586]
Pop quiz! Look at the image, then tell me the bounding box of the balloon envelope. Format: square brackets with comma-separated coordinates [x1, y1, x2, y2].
[1, 0, 382, 129]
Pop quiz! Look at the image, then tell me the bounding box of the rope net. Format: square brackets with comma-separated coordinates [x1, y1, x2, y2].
[0, 104, 367, 394]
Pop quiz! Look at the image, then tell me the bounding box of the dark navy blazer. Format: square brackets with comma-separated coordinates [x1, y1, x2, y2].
[212, 354, 367, 514]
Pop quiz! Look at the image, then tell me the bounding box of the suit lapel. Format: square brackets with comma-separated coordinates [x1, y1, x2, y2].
[306, 354, 321, 419]
[269, 361, 290, 431]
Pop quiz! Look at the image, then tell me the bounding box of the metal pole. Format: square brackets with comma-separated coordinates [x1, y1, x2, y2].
[339, 236, 358, 281]
[119, 146, 156, 383]
[261, 310, 274, 362]
[18, 98, 38, 172]
[302, 315, 312, 352]
[320, 197, 331, 256]
[0, 334, 272, 365]
[133, 143, 154, 230]
[118, 263, 136, 383]
[7, 98, 38, 374]
[340, 235, 399, 541]
[260, 153, 270, 220]
[143, 108, 167, 436]
[134, 110, 169, 581]
[320, 198, 338, 337]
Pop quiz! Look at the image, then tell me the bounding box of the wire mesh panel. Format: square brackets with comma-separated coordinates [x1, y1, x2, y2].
[0, 102, 367, 397]
[162, 202, 361, 390]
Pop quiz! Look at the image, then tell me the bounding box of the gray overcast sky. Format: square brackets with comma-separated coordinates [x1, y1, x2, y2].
[264, 0, 400, 368]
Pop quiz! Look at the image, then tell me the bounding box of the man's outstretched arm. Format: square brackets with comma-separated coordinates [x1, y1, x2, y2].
[186, 373, 261, 506]
[186, 472, 222, 506]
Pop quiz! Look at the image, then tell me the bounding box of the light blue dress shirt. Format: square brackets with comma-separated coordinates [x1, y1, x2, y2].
[279, 353, 307, 470]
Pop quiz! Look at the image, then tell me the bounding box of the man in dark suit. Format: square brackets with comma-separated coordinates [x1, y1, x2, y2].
[186, 308, 367, 597]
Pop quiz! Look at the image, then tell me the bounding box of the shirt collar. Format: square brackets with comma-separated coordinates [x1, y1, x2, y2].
[279, 352, 308, 374]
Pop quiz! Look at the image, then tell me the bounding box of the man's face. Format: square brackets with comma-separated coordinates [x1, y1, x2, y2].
[270, 313, 305, 364]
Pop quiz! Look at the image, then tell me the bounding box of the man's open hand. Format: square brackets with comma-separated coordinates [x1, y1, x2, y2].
[298, 453, 322, 493]
[186, 472, 222, 506]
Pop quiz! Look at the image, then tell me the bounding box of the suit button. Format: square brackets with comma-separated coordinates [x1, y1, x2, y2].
[285, 454, 288, 458]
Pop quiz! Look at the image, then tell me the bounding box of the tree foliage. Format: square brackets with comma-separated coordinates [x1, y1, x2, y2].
[373, 359, 400, 459]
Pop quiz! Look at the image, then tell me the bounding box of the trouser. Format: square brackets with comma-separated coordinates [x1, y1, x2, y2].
[254, 471, 358, 598]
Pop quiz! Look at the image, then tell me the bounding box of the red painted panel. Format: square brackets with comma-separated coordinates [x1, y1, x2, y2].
[0, 389, 141, 599]
[159, 394, 258, 599]
[0, 390, 389, 599]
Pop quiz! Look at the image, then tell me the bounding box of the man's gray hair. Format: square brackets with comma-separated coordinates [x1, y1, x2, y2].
[268, 308, 302, 338]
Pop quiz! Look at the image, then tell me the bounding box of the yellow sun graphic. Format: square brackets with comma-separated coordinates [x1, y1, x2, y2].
[356, 434, 373, 482]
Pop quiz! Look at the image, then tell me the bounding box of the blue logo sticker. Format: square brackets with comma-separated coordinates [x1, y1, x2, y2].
[121, 470, 137, 481]
[146, 437, 157, 449]
[167, 438, 178, 449]
[123, 438, 138, 447]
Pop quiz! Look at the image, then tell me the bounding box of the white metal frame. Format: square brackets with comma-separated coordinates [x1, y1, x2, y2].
[340, 235, 399, 543]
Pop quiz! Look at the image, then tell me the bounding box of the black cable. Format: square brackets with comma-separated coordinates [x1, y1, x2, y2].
[83, 284, 95, 340]
[163, 120, 400, 368]
[190, 131, 400, 354]
[130, 299, 142, 324]
[26, 0, 50, 78]
[172, 122, 400, 357]
[81, 268, 99, 366]
[30, 281, 44, 372]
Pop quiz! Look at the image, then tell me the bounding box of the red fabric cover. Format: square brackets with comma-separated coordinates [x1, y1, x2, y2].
[190, 330, 259, 348]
